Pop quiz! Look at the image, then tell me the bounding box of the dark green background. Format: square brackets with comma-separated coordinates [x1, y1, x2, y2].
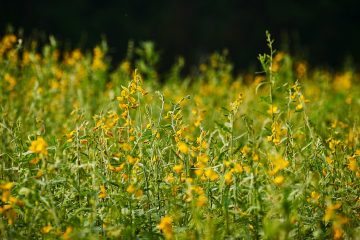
[1, 0, 359, 72]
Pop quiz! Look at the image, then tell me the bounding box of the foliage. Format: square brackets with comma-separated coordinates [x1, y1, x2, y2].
[0, 33, 359, 239]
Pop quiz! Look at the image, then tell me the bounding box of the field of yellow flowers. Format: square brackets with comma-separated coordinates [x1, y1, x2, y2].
[0, 32, 359, 239]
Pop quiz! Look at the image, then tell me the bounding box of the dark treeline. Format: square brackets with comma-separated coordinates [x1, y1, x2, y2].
[1, 0, 360, 73]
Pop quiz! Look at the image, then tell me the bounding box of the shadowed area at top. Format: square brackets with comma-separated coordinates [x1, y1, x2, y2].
[1, 0, 360, 72]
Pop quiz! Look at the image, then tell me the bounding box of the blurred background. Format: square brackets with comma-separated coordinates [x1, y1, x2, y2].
[1, 0, 359, 73]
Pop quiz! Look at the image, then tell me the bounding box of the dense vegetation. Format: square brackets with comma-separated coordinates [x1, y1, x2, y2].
[0, 32, 359, 239]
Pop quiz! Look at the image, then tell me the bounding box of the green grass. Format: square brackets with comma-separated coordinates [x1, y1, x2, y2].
[0, 32, 359, 239]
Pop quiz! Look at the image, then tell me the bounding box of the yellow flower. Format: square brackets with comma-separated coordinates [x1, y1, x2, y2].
[121, 143, 132, 151]
[173, 164, 183, 174]
[311, 191, 320, 201]
[177, 142, 188, 154]
[197, 154, 209, 163]
[223, 160, 231, 168]
[205, 168, 219, 181]
[243, 165, 251, 173]
[332, 215, 349, 240]
[122, 173, 129, 181]
[66, 130, 75, 143]
[1, 190, 10, 202]
[126, 155, 138, 164]
[224, 171, 233, 185]
[326, 156, 333, 165]
[120, 60, 131, 74]
[61, 226, 73, 240]
[186, 178, 194, 184]
[348, 156, 357, 171]
[194, 168, 204, 177]
[72, 49, 82, 60]
[4, 73, 16, 91]
[192, 186, 204, 195]
[267, 105, 278, 115]
[296, 62, 307, 78]
[108, 163, 125, 173]
[35, 169, 43, 179]
[273, 175, 284, 186]
[295, 103, 303, 111]
[1, 34, 17, 52]
[126, 184, 135, 194]
[0, 182, 14, 191]
[9, 196, 23, 206]
[157, 216, 173, 240]
[333, 225, 343, 240]
[241, 145, 251, 156]
[268, 155, 289, 176]
[232, 163, 243, 173]
[324, 202, 341, 222]
[3, 209, 16, 225]
[99, 185, 107, 199]
[196, 195, 208, 207]
[135, 189, 143, 198]
[267, 122, 286, 145]
[230, 93, 243, 112]
[345, 96, 352, 105]
[92, 46, 106, 70]
[274, 51, 285, 62]
[164, 174, 175, 183]
[333, 72, 352, 92]
[328, 138, 340, 153]
[29, 137, 48, 155]
[41, 224, 53, 234]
